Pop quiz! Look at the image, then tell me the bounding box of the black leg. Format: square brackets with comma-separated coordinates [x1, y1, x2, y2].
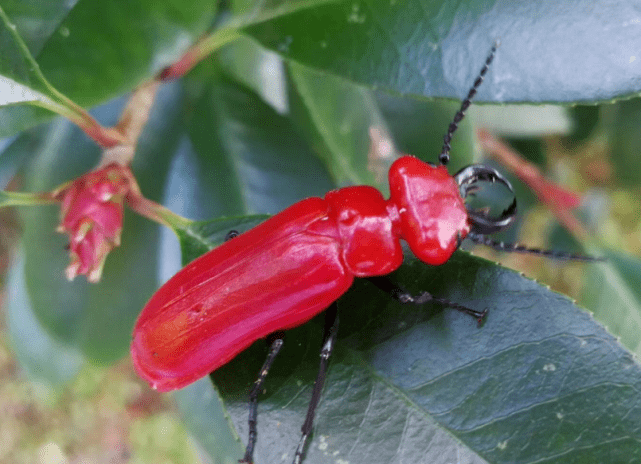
[367, 276, 487, 325]
[240, 337, 284, 463]
[293, 303, 339, 464]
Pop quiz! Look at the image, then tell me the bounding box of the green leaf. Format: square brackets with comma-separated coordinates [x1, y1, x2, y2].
[0, 0, 216, 138]
[0, 5, 54, 97]
[0, 0, 78, 56]
[288, 61, 397, 190]
[177, 215, 270, 264]
[182, 69, 335, 215]
[0, 5, 71, 118]
[172, 213, 639, 463]
[6, 251, 84, 391]
[35, 1, 215, 104]
[219, 36, 476, 192]
[242, 0, 641, 103]
[605, 97, 641, 187]
[375, 90, 475, 172]
[219, 37, 405, 192]
[173, 378, 245, 463]
[583, 249, 641, 358]
[218, 36, 290, 115]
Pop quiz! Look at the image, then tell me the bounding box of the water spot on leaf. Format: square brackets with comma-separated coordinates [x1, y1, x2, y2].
[347, 3, 366, 24]
[278, 36, 293, 53]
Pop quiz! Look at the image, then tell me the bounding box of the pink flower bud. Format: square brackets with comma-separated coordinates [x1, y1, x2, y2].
[54, 164, 136, 283]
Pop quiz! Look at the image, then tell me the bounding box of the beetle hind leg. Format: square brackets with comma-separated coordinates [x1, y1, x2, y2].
[239, 336, 284, 463]
[293, 302, 339, 464]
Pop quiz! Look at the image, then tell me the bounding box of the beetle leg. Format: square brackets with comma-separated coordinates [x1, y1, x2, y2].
[240, 337, 284, 463]
[367, 276, 488, 326]
[293, 303, 339, 464]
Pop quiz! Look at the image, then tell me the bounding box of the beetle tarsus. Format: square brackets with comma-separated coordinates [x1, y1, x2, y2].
[476, 308, 489, 327]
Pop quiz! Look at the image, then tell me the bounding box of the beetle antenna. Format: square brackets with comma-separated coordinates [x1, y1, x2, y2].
[439, 42, 498, 166]
[466, 231, 605, 262]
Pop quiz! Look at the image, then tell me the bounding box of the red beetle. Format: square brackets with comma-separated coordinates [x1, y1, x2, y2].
[131, 45, 597, 463]
[131, 155, 485, 389]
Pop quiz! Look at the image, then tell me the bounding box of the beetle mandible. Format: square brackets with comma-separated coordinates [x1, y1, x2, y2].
[131, 44, 599, 463]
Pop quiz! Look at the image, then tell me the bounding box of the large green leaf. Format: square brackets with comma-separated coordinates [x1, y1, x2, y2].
[220, 36, 477, 192]
[375, 90, 475, 171]
[182, 68, 335, 215]
[287, 61, 397, 190]
[583, 249, 641, 358]
[604, 97, 641, 187]
[0, 0, 79, 56]
[0, 132, 36, 189]
[0, 0, 216, 138]
[173, 378, 245, 464]
[242, 0, 641, 103]
[171, 215, 639, 464]
[6, 251, 84, 391]
[0, 4, 54, 97]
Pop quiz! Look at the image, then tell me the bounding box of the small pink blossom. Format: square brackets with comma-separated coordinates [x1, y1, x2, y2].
[54, 163, 137, 283]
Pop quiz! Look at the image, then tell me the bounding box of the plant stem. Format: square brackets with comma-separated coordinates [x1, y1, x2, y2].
[126, 195, 193, 232]
[159, 27, 241, 81]
[0, 191, 56, 207]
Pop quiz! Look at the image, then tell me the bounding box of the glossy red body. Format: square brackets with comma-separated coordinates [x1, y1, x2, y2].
[131, 156, 469, 391]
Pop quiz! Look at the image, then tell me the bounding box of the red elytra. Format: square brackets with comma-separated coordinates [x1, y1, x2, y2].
[130, 155, 469, 392]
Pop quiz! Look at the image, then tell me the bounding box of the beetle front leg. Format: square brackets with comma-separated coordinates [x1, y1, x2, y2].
[239, 336, 284, 463]
[366, 276, 488, 325]
[293, 302, 339, 464]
